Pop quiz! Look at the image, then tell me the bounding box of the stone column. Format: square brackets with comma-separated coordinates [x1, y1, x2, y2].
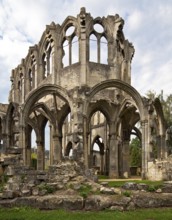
[141, 120, 149, 179]
[52, 134, 62, 164]
[87, 132, 91, 168]
[79, 8, 87, 85]
[156, 135, 161, 159]
[26, 146, 31, 167]
[71, 111, 84, 168]
[105, 147, 109, 176]
[19, 125, 27, 165]
[5, 134, 10, 151]
[100, 154, 104, 174]
[122, 140, 130, 178]
[160, 135, 167, 159]
[83, 116, 88, 169]
[36, 140, 44, 170]
[109, 132, 119, 178]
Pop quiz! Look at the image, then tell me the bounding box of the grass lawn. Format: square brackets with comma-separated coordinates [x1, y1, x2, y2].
[107, 180, 163, 188]
[98, 175, 163, 188]
[1, 207, 172, 220]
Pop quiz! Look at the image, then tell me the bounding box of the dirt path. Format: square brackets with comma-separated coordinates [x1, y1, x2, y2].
[99, 176, 141, 182]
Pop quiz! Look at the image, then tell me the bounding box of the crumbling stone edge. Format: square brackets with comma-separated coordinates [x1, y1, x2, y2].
[1, 192, 172, 211]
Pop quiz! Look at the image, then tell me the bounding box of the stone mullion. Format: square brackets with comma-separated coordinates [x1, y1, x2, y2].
[97, 37, 101, 63]
[46, 51, 50, 76]
[69, 39, 72, 66]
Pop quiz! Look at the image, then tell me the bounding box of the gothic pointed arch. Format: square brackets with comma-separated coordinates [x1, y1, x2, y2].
[64, 141, 73, 156]
[21, 84, 71, 124]
[87, 79, 146, 120]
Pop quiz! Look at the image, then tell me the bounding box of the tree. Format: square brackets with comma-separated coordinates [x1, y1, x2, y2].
[146, 90, 157, 100]
[129, 137, 141, 167]
[31, 152, 37, 169]
[146, 90, 172, 127]
[161, 94, 172, 127]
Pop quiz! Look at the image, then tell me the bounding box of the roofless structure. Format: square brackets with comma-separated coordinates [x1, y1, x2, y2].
[0, 8, 168, 180]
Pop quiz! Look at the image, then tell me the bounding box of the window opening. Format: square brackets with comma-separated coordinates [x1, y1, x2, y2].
[94, 23, 104, 33]
[63, 40, 69, 67]
[89, 34, 97, 62]
[71, 36, 79, 64]
[66, 26, 75, 36]
[44, 122, 50, 169]
[100, 36, 108, 64]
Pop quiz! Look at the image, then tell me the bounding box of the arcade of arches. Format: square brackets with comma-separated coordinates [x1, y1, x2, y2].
[0, 8, 169, 180]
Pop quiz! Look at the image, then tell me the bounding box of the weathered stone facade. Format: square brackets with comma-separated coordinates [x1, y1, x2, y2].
[0, 8, 170, 181]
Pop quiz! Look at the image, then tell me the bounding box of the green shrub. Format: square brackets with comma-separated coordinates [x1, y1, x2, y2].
[78, 184, 92, 198]
[123, 191, 131, 197]
[2, 174, 9, 183]
[147, 185, 157, 192]
[0, 183, 4, 192]
[38, 183, 55, 194]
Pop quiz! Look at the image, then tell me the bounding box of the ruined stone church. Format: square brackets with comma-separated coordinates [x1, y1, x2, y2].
[0, 8, 170, 180]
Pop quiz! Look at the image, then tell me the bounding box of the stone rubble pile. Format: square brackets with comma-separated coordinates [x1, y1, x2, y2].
[1, 158, 172, 211]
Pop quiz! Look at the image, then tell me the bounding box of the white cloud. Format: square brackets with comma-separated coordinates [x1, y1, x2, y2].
[127, 10, 143, 32]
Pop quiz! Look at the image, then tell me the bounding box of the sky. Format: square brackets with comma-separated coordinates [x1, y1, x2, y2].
[0, 0, 172, 103]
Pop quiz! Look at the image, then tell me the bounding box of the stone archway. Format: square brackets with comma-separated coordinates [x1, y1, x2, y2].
[64, 141, 73, 157]
[91, 135, 105, 175]
[20, 84, 72, 168]
[85, 79, 149, 179]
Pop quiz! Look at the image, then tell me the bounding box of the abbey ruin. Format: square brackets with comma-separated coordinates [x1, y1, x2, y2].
[0, 8, 171, 183]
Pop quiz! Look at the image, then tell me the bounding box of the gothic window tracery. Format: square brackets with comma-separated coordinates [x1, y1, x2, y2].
[62, 25, 78, 67]
[28, 54, 37, 91]
[18, 72, 24, 102]
[43, 40, 54, 78]
[89, 23, 108, 64]
[29, 69, 33, 90]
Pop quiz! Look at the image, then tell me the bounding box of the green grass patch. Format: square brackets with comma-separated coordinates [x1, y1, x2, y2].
[78, 184, 92, 198]
[98, 175, 109, 179]
[107, 180, 163, 188]
[1, 207, 172, 220]
[0, 183, 4, 192]
[0, 174, 9, 193]
[122, 190, 132, 197]
[38, 183, 55, 194]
